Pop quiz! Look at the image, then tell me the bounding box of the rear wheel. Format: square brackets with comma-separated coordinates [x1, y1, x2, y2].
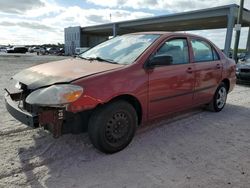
[207, 82, 227, 112]
[88, 101, 137, 153]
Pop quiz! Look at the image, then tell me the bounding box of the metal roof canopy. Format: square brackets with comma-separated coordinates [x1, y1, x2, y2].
[81, 4, 250, 56]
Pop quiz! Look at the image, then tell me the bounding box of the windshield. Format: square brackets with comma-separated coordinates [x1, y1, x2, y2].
[80, 34, 160, 65]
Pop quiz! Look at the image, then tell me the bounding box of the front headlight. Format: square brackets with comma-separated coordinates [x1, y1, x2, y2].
[26, 84, 83, 106]
[236, 67, 239, 72]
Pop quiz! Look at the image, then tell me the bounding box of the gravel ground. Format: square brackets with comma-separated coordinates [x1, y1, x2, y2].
[0, 54, 250, 188]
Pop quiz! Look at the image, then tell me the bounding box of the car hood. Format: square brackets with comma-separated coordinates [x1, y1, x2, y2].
[13, 58, 124, 89]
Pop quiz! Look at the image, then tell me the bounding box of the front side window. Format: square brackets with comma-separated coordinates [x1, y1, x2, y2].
[80, 34, 160, 65]
[155, 38, 189, 65]
[191, 39, 214, 62]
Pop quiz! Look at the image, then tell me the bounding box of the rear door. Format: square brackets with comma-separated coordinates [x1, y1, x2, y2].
[148, 37, 195, 119]
[190, 38, 222, 105]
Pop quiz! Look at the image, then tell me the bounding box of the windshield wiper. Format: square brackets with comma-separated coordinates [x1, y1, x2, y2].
[84, 56, 118, 64]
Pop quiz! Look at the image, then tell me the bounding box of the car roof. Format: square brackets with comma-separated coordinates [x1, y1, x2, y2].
[128, 31, 207, 39]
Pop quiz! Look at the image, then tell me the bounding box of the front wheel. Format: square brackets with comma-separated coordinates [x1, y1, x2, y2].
[207, 82, 228, 112]
[88, 101, 137, 154]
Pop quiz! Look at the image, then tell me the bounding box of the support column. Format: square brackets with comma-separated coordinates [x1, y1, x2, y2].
[113, 23, 118, 37]
[233, 0, 244, 62]
[224, 7, 235, 57]
[246, 27, 250, 55]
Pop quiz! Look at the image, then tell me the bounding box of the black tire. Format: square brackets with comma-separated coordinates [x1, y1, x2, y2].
[207, 82, 228, 112]
[88, 100, 137, 154]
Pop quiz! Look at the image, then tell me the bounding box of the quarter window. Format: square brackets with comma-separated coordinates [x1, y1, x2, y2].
[155, 38, 189, 65]
[213, 48, 220, 60]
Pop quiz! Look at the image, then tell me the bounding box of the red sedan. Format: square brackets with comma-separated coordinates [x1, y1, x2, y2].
[5, 32, 236, 153]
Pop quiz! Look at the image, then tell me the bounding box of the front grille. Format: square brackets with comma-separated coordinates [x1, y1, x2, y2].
[241, 69, 250, 73]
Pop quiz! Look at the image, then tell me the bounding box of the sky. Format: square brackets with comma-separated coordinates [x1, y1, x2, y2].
[0, 0, 249, 49]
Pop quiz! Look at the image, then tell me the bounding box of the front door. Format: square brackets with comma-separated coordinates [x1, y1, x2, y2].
[148, 38, 195, 119]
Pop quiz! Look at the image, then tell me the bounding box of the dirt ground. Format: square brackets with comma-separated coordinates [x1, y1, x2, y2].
[0, 54, 250, 188]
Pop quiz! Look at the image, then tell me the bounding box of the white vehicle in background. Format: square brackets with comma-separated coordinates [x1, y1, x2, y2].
[75, 47, 89, 55]
[28, 47, 40, 53]
[28, 47, 46, 54]
[33, 47, 42, 53]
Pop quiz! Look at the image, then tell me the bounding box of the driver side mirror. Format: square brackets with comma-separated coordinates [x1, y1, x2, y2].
[147, 55, 173, 68]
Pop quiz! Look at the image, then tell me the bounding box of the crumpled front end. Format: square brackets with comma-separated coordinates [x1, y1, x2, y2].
[4, 82, 87, 138]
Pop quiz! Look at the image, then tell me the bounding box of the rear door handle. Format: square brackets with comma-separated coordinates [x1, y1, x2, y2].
[186, 67, 193, 73]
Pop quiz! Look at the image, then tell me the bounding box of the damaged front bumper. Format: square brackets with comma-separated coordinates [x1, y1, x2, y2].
[4, 91, 66, 138]
[5, 92, 38, 127]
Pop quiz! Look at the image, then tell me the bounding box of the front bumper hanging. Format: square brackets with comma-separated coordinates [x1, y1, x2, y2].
[5, 92, 38, 127]
[4, 91, 65, 138]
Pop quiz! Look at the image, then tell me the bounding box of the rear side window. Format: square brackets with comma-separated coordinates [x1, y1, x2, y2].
[191, 39, 219, 62]
[156, 38, 189, 65]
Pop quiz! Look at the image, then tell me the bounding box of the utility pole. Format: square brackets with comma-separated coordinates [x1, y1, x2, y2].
[233, 0, 244, 63]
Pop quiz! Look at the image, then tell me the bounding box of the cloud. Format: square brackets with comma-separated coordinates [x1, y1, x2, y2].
[86, 15, 110, 23]
[0, 1, 153, 45]
[0, 0, 45, 14]
[0, 21, 55, 31]
[0, 25, 63, 45]
[41, 6, 153, 28]
[0, 0, 249, 48]
[86, 0, 250, 12]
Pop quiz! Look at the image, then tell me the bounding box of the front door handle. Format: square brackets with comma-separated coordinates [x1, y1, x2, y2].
[186, 67, 193, 73]
[216, 64, 221, 69]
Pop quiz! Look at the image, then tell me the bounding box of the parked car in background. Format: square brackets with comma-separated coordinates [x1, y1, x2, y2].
[39, 47, 47, 55]
[0, 46, 7, 52]
[236, 54, 250, 83]
[46, 47, 60, 54]
[28, 47, 46, 54]
[75, 47, 89, 55]
[238, 52, 246, 60]
[33, 47, 42, 53]
[58, 48, 65, 56]
[28, 47, 34, 53]
[5, 32, 236, 153]
[6, 46, 27, 53]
